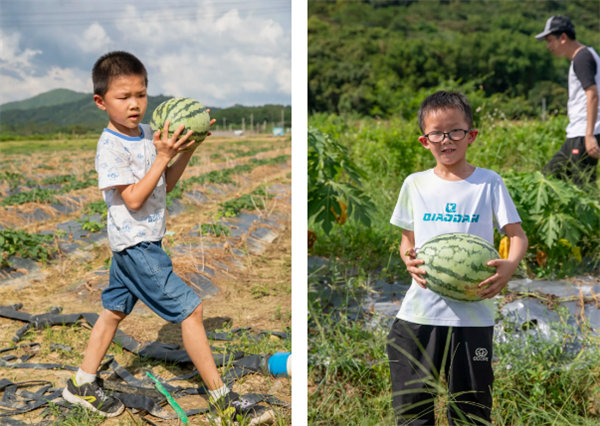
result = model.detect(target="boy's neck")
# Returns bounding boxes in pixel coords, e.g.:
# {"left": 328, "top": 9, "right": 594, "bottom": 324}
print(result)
{"left": 107, "top": 122, "right": 142, "bottom": 138}
{"left": 433, "top": 163, "right": 476, "bottom": 181}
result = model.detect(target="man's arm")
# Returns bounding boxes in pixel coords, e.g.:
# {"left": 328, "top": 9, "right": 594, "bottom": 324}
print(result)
{"left": 584, "top": 85, "right": 600, "bottom": 159}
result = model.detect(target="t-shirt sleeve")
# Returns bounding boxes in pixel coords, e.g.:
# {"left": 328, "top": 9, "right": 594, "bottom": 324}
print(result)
{"left": 573, "top": 48, "right": 598, "bottom": 90}
{"left": 390, "top": 177, "right": 414, "bottom": 230}
{"left": 492, "top": 174, "right": 521, "bottom": 233}
{"left": 95, "top": 137, "right": 136, "bottom": 191}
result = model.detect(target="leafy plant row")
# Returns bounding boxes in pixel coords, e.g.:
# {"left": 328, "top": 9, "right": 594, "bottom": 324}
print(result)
{"left": 0, "top": 229, "right": 57, "bottom": 268}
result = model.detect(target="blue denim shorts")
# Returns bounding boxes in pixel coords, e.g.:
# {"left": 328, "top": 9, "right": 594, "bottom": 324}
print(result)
{"left": 102, "top": 240, "right": 201, "bottom": 323}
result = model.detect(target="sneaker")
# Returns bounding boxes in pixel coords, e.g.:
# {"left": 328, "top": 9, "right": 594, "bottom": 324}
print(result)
{"left": 62, "top": 375, "right": 125, "bottom": 418}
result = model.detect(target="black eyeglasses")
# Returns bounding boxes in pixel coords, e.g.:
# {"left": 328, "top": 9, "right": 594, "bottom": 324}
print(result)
{"left": 422, "top": 129, "right": 471, "bottom": 143}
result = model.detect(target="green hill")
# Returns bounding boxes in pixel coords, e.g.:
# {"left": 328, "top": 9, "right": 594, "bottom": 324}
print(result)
{"left": 0, "top": 90, "right": 290, "bottom": 138}
{"left": 0, "top": 88, "right": 88, "bottom": 113}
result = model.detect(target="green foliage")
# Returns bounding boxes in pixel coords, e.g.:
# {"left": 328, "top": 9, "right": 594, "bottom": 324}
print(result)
{"left": 217, "top": 187, "right": 274, "bottom": 217}
{"left": 493, "top": 307, "right": 600, "bottom": 424}
{"left": 200, "top": 223, "right": 231, "bottom": 237}
{"left": 308, "top": 261, "right": 600, "bottom": 424}
{"left": 0, "top": 88, "right": 290, "bottom": 137}
{"left": 309, "top": 114, "right": 600, "bottom": 278}
{"left": 309, "top": 275, "right": 394, "bottom": 424}
{"left": 0, "top": 173, "right": 98, "bottom": 206}
{"left": 504, "top": 171, "right": 600, "bottom": 277}
{"left": 0, "top": 228, "right": 57, "bottom": 267}
{"left": 168, "top": 155, "right": 289, "bottom": 201}
{"left": 308, "top": 0, "right": 597, "bottom": 118}
{"left": 308, "top": 127, "right": 375, "bottom": 234}
{"left": 0, "top": 187, "right": 58, "bottom": 205}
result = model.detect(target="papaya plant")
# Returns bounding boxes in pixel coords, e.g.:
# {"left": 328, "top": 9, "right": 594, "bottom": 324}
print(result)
{"left": 503, "top": 171, "right": 600, "bottom": 277}
{"left": 308, "top": 127, "right": 374, "bottom": 234}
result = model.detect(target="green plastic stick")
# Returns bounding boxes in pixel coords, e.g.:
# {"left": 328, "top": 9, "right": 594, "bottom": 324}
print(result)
{"left": 146, "top": 372, "right": 189, "bottom": 424}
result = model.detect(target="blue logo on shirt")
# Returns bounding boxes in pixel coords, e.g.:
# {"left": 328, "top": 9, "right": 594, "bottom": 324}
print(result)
{"left": 423, "top": 203, "right": 479, "bottom": 223}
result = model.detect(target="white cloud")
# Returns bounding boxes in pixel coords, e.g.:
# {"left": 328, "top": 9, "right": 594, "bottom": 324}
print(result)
{"left": 0, "top": 30, "right": 41, "bottom": 73}
{"left": 78, "top": 23, "right": 112, "bottom": 53}
{"left": 0, "top": 1, "right": 290, "bottom": 106}
{"left": 0, "top": 29, "right": 89, "bottom": 104}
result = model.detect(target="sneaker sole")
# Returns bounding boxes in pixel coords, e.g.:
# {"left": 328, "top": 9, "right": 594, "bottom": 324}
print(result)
{"left": 62, "top": 387, "right": 125, "bottom": 418}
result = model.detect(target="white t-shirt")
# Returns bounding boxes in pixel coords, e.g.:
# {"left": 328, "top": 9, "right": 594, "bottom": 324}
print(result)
{"left": 95, "top": 124, "right": 166, "bottom": 252}
{"left": 390, "top": 167, "right": 521, "bottom": 327}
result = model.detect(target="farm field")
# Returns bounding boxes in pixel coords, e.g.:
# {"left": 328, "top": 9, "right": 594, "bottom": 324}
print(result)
{"left": 0, "top": 134, "right": 291, "bottom": 424}
{"left": 307, "top": 116, "right": 600, "bottom": 425}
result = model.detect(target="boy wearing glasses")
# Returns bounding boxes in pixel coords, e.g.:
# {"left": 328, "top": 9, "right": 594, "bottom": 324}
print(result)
{"left": 386, "top": 91, "right": 527, "bottom": 424}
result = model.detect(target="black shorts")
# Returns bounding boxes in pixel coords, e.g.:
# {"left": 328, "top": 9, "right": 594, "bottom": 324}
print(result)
{"left": 543, "top": 135, "right": 599, "bottom": 185}
{"left": 386, "top": 319, "right": 494, "bottom": 425}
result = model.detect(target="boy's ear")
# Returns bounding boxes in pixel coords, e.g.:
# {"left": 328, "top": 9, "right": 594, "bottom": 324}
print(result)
{"left": 468, "top": 129, "right": 479, "bottom": 144}
{"left": 93, "top": 94, "right": 107, "bottom": 111}
{"left": 418, "top": 135, "right": 430, "bottom": 148}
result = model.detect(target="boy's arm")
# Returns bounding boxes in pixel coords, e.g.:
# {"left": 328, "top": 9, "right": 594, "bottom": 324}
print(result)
{"left": 400, "top": 229, "right": 427, "bottom": 288}
{"left": 477, "top": 222, "right": 528, "bottom": 299}
{"left": 164, "top": 149, "right": 195, "bottom": 193}
{"left": 165, "top": 113, "right": 217, "bottom": 192}
{"left": 118, "top": 122, "right": 194, "bottom": 211}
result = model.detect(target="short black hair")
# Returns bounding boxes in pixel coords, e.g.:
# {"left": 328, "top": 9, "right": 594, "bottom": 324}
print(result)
{"left": 417, "top": 90, "right": 473, "bottom": 133}
{"left": 92, "top": 51, "right": 148, "bottom": 96}
{"left": 550, "top": 28, "right": 576, "bottom": 41}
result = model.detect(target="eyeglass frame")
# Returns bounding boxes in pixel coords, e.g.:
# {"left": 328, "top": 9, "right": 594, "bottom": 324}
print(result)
{"left": 422, "top": 128, "right": 473, "bottom": 143}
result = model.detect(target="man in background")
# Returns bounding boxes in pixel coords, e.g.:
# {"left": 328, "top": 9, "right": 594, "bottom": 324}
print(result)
{"left": 536, "top": 15, "right": 600, "bottom": 185}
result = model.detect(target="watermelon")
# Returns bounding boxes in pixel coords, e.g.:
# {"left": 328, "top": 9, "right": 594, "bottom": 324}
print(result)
{"left": 417, "top": 232, "right": 499, "bottom": 302}
{"left": 150, "top": 97, "right": 210, "bottom": 151}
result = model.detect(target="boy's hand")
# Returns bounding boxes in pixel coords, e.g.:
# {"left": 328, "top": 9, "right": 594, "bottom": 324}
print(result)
{"left": 206, "top": 109, "right": 217, "bottom": 137}
{"left": 403, "top": 247, "right": 427, "bottom": 289}
{"left": 477, "top": 258, "right": 518, "bottom": 299}
{"left": 154, "top": 120, "right": 196, "bottom": 158}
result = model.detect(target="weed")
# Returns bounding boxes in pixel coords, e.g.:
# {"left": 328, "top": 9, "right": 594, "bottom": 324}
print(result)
{"left": 200, "top": 223, "right": 231, "bottom": 237}
{"left": 0, "top": 228, "right": 57, "bottom": 267}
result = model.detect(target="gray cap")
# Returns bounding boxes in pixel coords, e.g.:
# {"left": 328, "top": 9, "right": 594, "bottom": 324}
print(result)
{"left": 535, "top": 15, "right": 574, "bottom": 40}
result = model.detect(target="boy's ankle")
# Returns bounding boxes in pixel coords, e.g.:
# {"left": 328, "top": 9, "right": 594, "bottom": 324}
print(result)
{"left": 75, "top": 368, "right": 97, "bottom": 386}
{"left": 208, "top": 384, "right": 230, "bottom": 402}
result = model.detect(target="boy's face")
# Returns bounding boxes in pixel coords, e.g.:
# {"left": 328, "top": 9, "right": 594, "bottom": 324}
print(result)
{"left": 418, "top": 107, "right": 477, "bottom": 170}
{"left": 94, "top": 74, "right": 147, "bottom": 137}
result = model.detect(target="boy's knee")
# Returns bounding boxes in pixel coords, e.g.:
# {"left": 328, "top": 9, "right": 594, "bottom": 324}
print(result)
{"left": 101, "top": 308, "right": 127, "bottom": 323}
{"left": 184, "top": 303, "right": 204, "bottom": 322}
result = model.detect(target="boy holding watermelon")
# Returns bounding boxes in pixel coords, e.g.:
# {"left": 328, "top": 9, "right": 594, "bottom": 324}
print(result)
{"left": 62, "top": 51, "right": 241, "bottom": 419}
{"left": 387, "top": 91, "right": 528, "bottom": 424}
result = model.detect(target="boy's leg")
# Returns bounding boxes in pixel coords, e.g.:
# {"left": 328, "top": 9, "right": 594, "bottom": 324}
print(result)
{"left": 387, "top": 319, "right": 445, "bottom": 425}
{"left": 181, "top": 303, "right": 224, "bottom": 391}
{"left": 81, "top": 308, "right": 127, "bottom": 374}
{"left": 446, "top": 326, "right": 494, "bottom": 425}
{"left": 62, "top": 308, "right": 126, "bottom": 417}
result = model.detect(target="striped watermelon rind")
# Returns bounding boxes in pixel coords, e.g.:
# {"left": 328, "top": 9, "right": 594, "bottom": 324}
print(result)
{"left": 150, "top": 97, "right": 211, "bottom": 151}
{"left": 417, "top": 232, "right": 499, "bottom": 302}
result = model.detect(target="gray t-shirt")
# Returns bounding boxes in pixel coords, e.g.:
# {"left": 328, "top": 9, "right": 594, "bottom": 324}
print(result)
{"left": 95, "top": 124, "right": 166, "bottom": 252}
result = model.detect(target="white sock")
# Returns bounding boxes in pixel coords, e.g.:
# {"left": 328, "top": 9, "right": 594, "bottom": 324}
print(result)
{"left": 75, "top": 368, "right": 96, "bottom": 385}
{"left": 208, "top": 385, "right": 230, "bottom": 401}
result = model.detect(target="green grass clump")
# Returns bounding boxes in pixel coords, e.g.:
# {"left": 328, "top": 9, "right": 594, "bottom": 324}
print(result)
{"left": 217, "top": 187, "right": 274, "bottom": 217}
{"left": 0, "top": 228, "right": 57, "bottom": 267}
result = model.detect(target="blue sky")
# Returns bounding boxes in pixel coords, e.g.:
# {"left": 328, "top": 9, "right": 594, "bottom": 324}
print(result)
{"left": 0, "top": 0, "right": 291, "bottom": 107}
